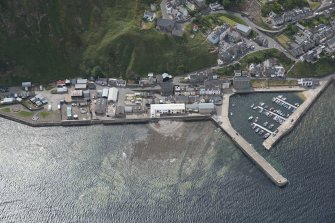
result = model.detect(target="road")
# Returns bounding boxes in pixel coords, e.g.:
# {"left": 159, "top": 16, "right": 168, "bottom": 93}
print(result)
{"left": 160, "top": 0, "right": 169, "bottom": 19}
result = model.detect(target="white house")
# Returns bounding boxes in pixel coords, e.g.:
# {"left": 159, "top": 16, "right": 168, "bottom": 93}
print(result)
{"left": 143, "top": 10, "right": 156, "bottom": 22}
{"left": 150, "top": 104, "right": 185, "bottom": 117}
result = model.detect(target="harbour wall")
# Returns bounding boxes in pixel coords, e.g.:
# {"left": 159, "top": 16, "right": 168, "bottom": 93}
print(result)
{"left": 0, "top": 112, "right": 211, "bottom": 128}
{"left": 263, "top": 79, "right": 333, "bottom": 150}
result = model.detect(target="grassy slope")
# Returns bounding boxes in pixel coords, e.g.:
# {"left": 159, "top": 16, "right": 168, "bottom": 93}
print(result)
{"left": 240, "top": 49, "right": 294, "bottom": 70}
{"left": 0, "top": 0, "right": 216, "bottom": 85}
{"left": 288, "top": 57, "right": 335, "bottom": 78}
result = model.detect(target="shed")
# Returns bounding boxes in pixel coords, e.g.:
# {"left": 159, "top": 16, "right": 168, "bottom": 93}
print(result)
{"left": 66, "top": 106, "right": 73, "bottom": 120}
{"left": 102, "top": 88, "right": 109, "bottom": 98}
{"left": 75, "top": 84, "right": 87, "bottom": 90}
{"left": 198, "top": 103, "right": 215, "bottom": 114}
{"left": 124, "top": 106, "right": 133, "bottom": 113}
{"left": 108, "top": 87, "right": 118, "bottom": 102}
{"left": 22, "top": 82, "right": 32, "bottom": 88}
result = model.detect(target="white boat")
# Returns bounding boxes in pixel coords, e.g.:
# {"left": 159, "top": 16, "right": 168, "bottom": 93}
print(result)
{"left": 248, "top": 116, "right": 254, "bottom": 121}
{"left": 253, "top": 106, "right": 258, "bottom": 110}
{"left": 250, "top": 103, "right": 255, "bottom": 108}
{"left": 278, "top": 95, "right": 283, "bottom": 99}
{"left": 260, "top": 102, "right": 265, "bottom": 106}
{"left": 263, "top": 121, "right": 268, "bottom": 127}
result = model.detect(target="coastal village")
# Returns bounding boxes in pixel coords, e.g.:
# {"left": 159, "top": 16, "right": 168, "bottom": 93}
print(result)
{"left": 1, "top": 0, "right": 335, "bottom": 187}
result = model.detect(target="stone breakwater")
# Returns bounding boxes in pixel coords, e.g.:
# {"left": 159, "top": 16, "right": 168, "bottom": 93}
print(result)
{"left": 263, "top": 79, "right": 333, "bottom": 150}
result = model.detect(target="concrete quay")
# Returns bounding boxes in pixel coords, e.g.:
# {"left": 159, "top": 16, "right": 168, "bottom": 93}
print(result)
{"left": 263, "top": 79, "right": 333, "bottom": 150}
{"left": 212, "top": 94, "right": 288, "bottom": 187}
{"left": 0, "top": 111, "right": 210, "bottom": 128}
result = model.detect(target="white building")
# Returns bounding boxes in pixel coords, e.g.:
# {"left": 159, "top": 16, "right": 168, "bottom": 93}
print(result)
{"left": 102, "top": 88, "right": 109, "bottom": 98}
{"left": 108, "top": 87, "right": 118, "bottom": 103}
{"left": 150, "top": 103, "right": 185, "bottom": 117}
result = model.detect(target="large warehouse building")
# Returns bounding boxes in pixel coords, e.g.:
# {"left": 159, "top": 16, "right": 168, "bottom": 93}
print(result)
{"left": 150, "top": 104, "right": 185, "bottom": 117}
{"left": 108, "top": 87, "right": 118, "bottom": 103}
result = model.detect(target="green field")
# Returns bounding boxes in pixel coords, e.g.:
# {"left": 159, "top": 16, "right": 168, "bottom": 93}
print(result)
{"left": 17, "top": 111, "right": 33, "bottom": 117}
{"left": 0, "top": 0, "right": 216, "bottom": 84}
{"left": 308, "top": 0, "right": 321, "bottom": 10}
{"left": 1, "top": 107, "right": 11, "bottom": 112}
{"left": 276, "top": 34, "right": 291, "bottom": 48}
{"left": 251, "top": 79, "right": 298, "bottom": 88}
{"left": 288, "top": 57, "right": 335, "bottom": 78}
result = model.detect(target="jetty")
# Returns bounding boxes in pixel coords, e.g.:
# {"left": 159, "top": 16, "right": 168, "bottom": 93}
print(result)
{"left": 252, "top": 122, "right": 273, "bottom": 134}
{"left": 212, "top": 94, "right": 288, "bottom": 187}
{"left": 263, "top": 79, "right": 333, "bottom": 150}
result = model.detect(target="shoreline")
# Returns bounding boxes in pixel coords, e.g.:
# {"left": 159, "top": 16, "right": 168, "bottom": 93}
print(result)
{"left": 0, "top": 111, "right": 211, "bottom": 128}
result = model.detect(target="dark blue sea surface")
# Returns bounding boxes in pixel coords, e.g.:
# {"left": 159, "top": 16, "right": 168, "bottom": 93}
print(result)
{"left": 0, "top": 83, "right": 334, "bottom": 222}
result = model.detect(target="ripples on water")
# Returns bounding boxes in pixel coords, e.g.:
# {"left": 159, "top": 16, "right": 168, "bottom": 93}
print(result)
{"left": 0, "top": 83, "right": 334, "bottom": 222}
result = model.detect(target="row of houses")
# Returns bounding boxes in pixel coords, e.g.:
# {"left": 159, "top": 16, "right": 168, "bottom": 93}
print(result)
{"left": 270, "top": 7, "right": 313, "bottom": 27}
{"left": 248, "top": 59, "right": 286, "bottom": 78}
{"left": 290, "top": 21, "right": 335, "bottom": 57}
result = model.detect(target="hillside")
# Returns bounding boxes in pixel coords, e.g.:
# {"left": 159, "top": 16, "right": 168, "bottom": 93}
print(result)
{"left": 0, "top": 0, "right": 216, "bottom": 85}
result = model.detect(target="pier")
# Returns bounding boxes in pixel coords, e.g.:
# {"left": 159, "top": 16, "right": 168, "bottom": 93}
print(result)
{"left": 212, "top": 94, "right": 288, "bottom": 187}
{"left": 263, "top": 79, "right": 333, "bottom": 150}
{"left": 252, "top": 122, "right": 273, "bottom": 134}
{"left": 258, "top": 106, "right": 287, "bottom": 121}
{"left": 274, "top": 97, "right": 297, "bottom": 109}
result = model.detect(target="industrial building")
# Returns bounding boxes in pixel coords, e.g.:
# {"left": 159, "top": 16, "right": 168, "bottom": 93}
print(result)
{"left": 102, "top": 88, "right": 109, "bottom": 98}
{"left": 150, "top": 103, "right": 185, "bottom": 117}
{"left": 108, "top": 87, "right": 118, "bottom": 103}
{"left": 198, "top": 103, "right": 215, "bottom": 114}
{"left": 67, "top": 106, "right": 72, "bottom": 120}
{"left": 95, "top": 98, "right": 107, "bottom": 115}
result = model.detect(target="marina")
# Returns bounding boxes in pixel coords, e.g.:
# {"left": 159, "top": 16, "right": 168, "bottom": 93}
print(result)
{"left": 213, "top": 94, "right": 288, "bottom": 187}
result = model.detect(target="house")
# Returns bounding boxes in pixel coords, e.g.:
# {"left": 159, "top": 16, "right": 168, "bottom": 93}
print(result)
{"left": 255, "top": 36, "right": 268, "bottom": 47}
{"left": 143, "top": 10, "right": 156, "bottom": 22}
{"left": 208, "top": 33, "right": 220, "bottom": 44}
{"left": 303, "top": 50, "right": 318, "bottom": 63}
{"left": 226, "top": 30, "right": 241, "bottom": 43}
{"left": 274, "top": 65, "right": 285, "bottom": 77}
{"left": 272, "top": 15, "right": 284, "bottom": 26}
{"left": 157, "top": 19, "right": 174, "bottom": 32}
{"left": 22, "top": 82, "right": 32, "bottom": 90}
{"left": 298, "top": 78, "right": 317, "bottom": 87}
{"left": 95, "top": 78, "right": 108, "bottom": 86}
{"left": 326, "top": 36, "right": 335, "bottom": 53}
{"left": 209, "top": 2, "right": 224, "bottom": 11}
{"left": 56, "top": 80, "right": 66, "bottom": 87}
{"left": 150, "top": 3, "right": 158, "bottom": 11}
{"left": 236, "top": 24, "right": 252, "bottom": 36}
{"left": 204, "top": 80, "right": 222, "bottom": 95}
